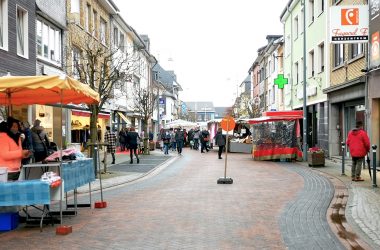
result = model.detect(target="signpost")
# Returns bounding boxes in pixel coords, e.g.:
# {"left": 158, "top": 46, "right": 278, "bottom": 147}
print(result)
{"left": 217, "top": 116, "right": 236, "bottom": 184}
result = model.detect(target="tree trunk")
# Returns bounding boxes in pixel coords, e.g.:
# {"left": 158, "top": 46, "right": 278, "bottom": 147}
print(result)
{"left": 143, "top": 117, "right": 149, "bottom": 155}
{"left": 89, "top": 104, "right": 100, "bottom": 177}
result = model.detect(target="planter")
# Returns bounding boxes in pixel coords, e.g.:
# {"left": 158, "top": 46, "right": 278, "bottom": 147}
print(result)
{"left": 307, "top": 151, "right": 325, "bottom": 167}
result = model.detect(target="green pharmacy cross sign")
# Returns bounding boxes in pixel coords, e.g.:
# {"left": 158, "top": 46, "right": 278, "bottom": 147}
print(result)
{"left": 274, "top": 74, "right": 288, "bottom": 89}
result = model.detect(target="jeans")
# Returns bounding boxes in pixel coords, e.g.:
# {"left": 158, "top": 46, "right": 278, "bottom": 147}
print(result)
{"left": 163, "top": 144, "right": 169, "bottom": 154}
{"left": 352, "top": 157, "right": 364, "bottom": 178}
{"left": 177, "top": 140, "right": 184, "bottom": 154}
{"left": 171, "top": 141, "right": 177, "bottom": 151}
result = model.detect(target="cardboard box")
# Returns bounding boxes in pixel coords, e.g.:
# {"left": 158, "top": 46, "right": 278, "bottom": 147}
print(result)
{"left": 0, "top": 212, "right": 19, "bottom": 231}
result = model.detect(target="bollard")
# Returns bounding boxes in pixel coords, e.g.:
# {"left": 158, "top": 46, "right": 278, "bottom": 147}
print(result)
{"left": 341, "top": 142, "right": 346, "bottom": 176}
{"left": 372, "top": 145, "right": 377, "bottom": 188}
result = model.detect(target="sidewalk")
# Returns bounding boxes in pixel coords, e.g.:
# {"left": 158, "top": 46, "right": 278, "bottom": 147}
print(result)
{"left": 73, "top": 148, "right": 176, "bottom": 194}
{"left": 299, "top": 157, "right": 380, "bottom": 249}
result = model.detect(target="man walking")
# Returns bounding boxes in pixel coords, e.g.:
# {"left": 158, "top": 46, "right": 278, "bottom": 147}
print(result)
{"left": 346, "top": 121, "right": 370, "bottom": 181}
{"left": 175, "top": 127, "right": 185, "bottom": 155}
{"left": 104, "top": 126, "right": 117, "bottom": 164}
{"left": 200, "top": 128, "right": 210, "bottom": 153}
{"left": 214, "top": 128, "right": 226, "bottom": 159}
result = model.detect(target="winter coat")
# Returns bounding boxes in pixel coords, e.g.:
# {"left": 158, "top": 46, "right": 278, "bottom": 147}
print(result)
{"left": 346, "top": 128, "right": 370, "bottom": 158}
{"left": 0, "top": 132, "right": 23, "bottom": 173}
{"left": 214, "top": 132, "right": 226, "bottom": 146}
{"left": 126, "top": 131, "right": 140, "bottom": 149}
{"left": 175, "top": 130, "right": 185, "bottom": 142}
{"left": 104, "top": 131, "right": 117, "bottom": 153}
{"left": 31, "top": 126, "right": 49, "bottom": 153}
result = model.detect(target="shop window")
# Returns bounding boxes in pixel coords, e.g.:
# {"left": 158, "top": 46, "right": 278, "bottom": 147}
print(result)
{"left": 100, "top": 18, "right": 106, "bottom": 45}
{"left": 334, "top": 43, "right": 344, "bottom": 67}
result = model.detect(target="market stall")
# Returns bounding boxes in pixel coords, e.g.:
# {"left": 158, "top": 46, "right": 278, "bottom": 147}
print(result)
{"left": 0, "top": 75, "right": 99, "bottom": 231}
{"left": 208, "top": 118, "right": 253, "bottom": 153}
{"left": 165, "top": 119, "right": 197, "bottom": 130}
{"left": 248, "top": 111, "right": 303, "bottom": 161}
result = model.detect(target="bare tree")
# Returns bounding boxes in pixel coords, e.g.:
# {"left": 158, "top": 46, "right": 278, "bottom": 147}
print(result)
{"left": 68, "top": 34, "right": 138, "bottom": 152}
{"left": 238, "top": 94, "right": 261, "bottom": 118}
{"left": 128, "top": 82, "right": 157, "bottom": 154}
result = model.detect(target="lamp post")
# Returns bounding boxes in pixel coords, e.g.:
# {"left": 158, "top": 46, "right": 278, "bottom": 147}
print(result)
{"left": 302, "top": 0, "right": 308, "bottom": 161}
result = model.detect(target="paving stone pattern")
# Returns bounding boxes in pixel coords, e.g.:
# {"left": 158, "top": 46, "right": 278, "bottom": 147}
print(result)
{"left": 279, "top": 164, "right": 345, "bottom": 250}
{"left": 350, "top": 186, "right": 380, "bottom": 247}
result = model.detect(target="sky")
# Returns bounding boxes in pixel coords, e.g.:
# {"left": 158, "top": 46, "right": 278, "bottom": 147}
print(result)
{"left": 114, "top": 0, "right": 286, "bottom": 107}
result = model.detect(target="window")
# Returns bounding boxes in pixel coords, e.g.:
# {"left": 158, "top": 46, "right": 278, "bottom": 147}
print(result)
{"left": 272, "top": 54, "right": 276, "bottom": 73}
{"left": 119, "top": 33, "right": 125, "bottom": 52}
{"left": 100, "top": 18, "right": 106, "bottom": 45}
{"left": 85, "top": 4, "right": 90, "bottom": 32}
{"left": 113, "top": 27, "right": 118, "bottom": 47}
{"left": 309, "top": 0, "right": 314, "bottom": 23}
{"left": 72, "top": 47, "right": 81, "bottom": 79}
{"left": 36, "top": 20, "right": 61, "bottom": 64}
{"left": 334, "top": 44, "right": 344, "bottom": 67}
{"left": 71, "top": 0, "right": 80, "bottom": 13}
{"left": 320, "top": 0, "right": 324, "bottom": 14}
{"left": 92, "top": 10, "right": 97, "bottom": 37}
{"left": 350, "top": 43, "right": 364, "bottom": 59}
{"left": 294, "top": 16, "right": 299, "bottom": 39}
{"left": 295, "top": 62, "right": 299, "bottom": 85}
{"left": 0, "top": 0, "right": 8, "bottom": 49}
{"left": 319, "top": 43, "right": 324, "bottom": 72}
{"left": 16, "top": 6, "right": 28, "bottom": 57}
{"left": 309, "top": 50, "right": 314, "bottom": 77}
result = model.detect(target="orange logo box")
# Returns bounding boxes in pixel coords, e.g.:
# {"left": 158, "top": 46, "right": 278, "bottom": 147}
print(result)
{"left": 341, "top": 8, "right": 359, "bottom": 25}
{"left": 372, "top": 32, "right": 380, "bottom": 61}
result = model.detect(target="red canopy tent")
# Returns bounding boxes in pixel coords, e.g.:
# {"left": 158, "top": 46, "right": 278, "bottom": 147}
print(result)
{"left": 248, "top": 111, "right": 303, "bottom": 161}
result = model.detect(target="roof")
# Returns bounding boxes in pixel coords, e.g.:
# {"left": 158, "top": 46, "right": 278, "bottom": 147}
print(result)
{"left": 185, "top": 102, "right": 215, "bottom": 112}
{"left": 153, "top": 63, "right": 182, "bottom": 91}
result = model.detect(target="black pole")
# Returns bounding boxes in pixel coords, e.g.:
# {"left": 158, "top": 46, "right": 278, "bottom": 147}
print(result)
{"left": 341, "top": 142, "right": 346, "bottom": 176}
{"left": 372, "top": 145, "right": 377, "bottom": 188}
{"left": 93, "top": 145, "right": 98, "bottom": 179}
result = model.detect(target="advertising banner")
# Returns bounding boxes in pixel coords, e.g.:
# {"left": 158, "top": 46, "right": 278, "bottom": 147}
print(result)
{"left": 330, "top": 5, "right": 369, "bottom": 43}
{"left": 370, "top": 0, "right": 380, "bottom": 68}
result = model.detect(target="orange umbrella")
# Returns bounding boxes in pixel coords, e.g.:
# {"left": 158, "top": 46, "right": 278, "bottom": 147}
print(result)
{"left": 0, "top": 75, "right": 99, "bottom": 105}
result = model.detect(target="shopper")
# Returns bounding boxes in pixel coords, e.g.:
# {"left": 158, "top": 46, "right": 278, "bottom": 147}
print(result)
{"left": 170, "top": 129, "right": 177, "bottom": 151}
{"left": 126, "top": 127, "right": 140, "bottom": 164}
{"left": 214, "top": 128, "right": 226, "bottom": 159}
{"left": 31, "top": 119, "right": 50, "bottom": 162}
{"left": 118, "top": 128, "right": 127, "bottom": 152}
{"left": 175, "top": 127, "right": 185, "bottom": 155}
{"left": 162, "top": 131, "right": 171, "bottom": 155}
{"left": 20, "top": 121, "right": 33, "bottom": 165}
{"left": 200, "top": 128, "right": 210, "bottom": 153}
{"left": 104, "top": 126, "right": 117, "bottom": 164}
{"left": 346, "top": 121, "right": 370, "bottom": 182}
{"left": 0, "top": 118, "right": 31, "bottom": 181}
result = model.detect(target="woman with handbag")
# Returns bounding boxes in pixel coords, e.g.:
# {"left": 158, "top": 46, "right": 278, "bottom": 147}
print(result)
{"left": 31, "top": 119, "right": 50, "bottom": 162}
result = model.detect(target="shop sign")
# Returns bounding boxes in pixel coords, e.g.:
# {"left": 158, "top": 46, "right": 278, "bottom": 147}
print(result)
{"left": 330, "top": 5, "right": 369, "bottom": 43}
{"left": 369, "top": 0, "right": 380, "bottom": 68}
{"left": 159, "top": 98, "right": 165, "bottom": 105}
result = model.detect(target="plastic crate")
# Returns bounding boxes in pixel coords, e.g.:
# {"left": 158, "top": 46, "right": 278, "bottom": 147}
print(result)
{"left": 0, "top": 212, "right": 19, "bottom": 231}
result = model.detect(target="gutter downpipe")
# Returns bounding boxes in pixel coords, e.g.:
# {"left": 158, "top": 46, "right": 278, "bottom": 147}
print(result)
{"left": 302, "top": 0, "right": 308, "bottom": 161}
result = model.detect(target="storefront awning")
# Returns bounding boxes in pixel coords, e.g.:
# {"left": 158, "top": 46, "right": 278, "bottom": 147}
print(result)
{"left": 117, "top": 112, "right": 129, "bottom": 124}
{"left": 72, "top": 110, "right": 110, "bottom": 119}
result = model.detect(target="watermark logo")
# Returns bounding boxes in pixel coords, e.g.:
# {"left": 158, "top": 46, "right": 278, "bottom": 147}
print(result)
{"left": 341, "top": 8, "right": 359, "bottom": 25}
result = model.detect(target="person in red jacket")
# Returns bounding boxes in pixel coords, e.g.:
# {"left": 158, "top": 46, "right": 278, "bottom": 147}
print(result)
{"left": 346, "top": 121, "right": 370, "bottom": 182}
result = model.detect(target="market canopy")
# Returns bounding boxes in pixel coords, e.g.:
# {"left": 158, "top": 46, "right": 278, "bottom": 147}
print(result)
{"left": 165, "top": 119, "right": 197, "bottom": 129}
{"left": 248, "top": 111, "right": 303, "bottom": 124}
{"left": 0, "top": 75, "right": 100, "bottom": 105}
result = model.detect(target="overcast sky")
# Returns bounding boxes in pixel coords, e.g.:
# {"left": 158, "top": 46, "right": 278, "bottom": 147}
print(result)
{"left": 114, "top": 0, "right": 286, "bottom": 107}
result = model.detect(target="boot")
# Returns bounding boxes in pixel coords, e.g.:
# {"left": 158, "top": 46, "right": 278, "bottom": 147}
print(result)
{"left": 130, "top": 159, "right": 133, "bottom": 164}
{"left": 137, "top": 157, "right": 140, "bottom": 164}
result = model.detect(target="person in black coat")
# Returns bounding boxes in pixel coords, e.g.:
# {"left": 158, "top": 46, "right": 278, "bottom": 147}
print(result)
{"left": 126, "top": 127, "right": 140, "bottom": 164}
{"left": 214, "top": 128, "right": 226, "bottom": 159}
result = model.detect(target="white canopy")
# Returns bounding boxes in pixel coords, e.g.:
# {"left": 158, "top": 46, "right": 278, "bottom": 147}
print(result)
{"left": 165, "top": 119, "right": 197, "bottom": 129}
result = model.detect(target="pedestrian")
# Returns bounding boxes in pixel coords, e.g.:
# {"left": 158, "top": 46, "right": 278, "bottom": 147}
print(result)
{"left": 214, "top": 128, "right": 226, "bottom": 159}
{"left": 200, "top": 128, "right": 210, "bottom": 153}
{"left": 20, "top": 121, "right": 33, "bottom": 165}
{"left": 162, "top": 131, "right": 171, "bottom": 155}
{"left": 118, "top": 128, "right": 126, "bottom": 152}
{"left": 104, "top": 126, "right": 117, "bottom": 164}
{"left": 175, "top": 127, "right": 185, "bottom": 155}
{"left": 0, "top": 118, "right": 31, "bottom": 180}
{"left": 31, "top": 119, "right": 50, "bottom": 162}
{"left": 346, "top": 121, "right": 370, "bottom": 182}
{"left": 170, "top": 129, "right": 176, "bottom": 151}
{"left": 126, "top": 127, "right": 140, "bottom": 164}
{"left": 193, "top": 128, "right": 200, "bottom": 150}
